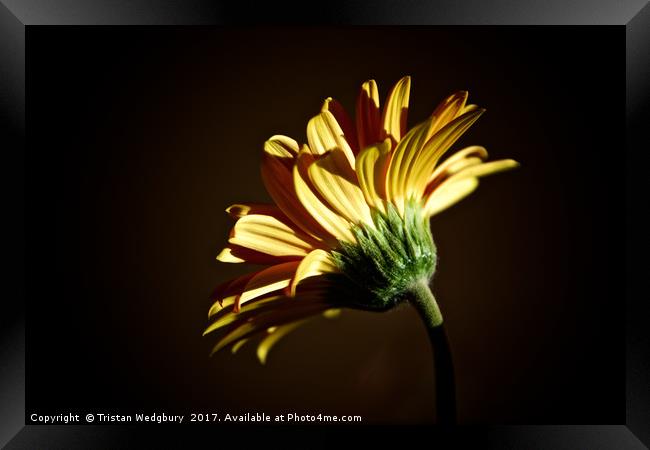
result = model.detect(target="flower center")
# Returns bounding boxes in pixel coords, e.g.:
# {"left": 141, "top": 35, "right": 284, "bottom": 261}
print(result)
{"left": 331, "top": 199, "right": 437, "bottom": 311}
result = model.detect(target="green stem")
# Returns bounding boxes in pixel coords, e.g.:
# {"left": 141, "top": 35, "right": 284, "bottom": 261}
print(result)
{"left": 409, "top": 279, "right": 457, "bottom": 425}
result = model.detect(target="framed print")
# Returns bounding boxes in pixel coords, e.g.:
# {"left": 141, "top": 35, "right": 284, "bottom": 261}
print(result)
{"left": 1, "top": 0, "right": 648, "bottom": 448}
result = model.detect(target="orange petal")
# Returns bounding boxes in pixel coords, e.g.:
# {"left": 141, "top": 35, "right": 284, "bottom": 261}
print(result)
{"left": 261, "top": 151, "right": 335, "bottom": 243}
{"left": 356, "top": 79, "right": 381, "bottom": 151}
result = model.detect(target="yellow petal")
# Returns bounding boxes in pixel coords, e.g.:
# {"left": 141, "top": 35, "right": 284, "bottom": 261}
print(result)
{"left": 208, "top": 277, "right": 335, "bottom": 329}
{"left": 256, "top": 319, "right": 308, "bottom": 364}
{"left": 428, "top": 145, "right": 489, "bottom": 184}
{"left": 289, "top": 249, "right": 338, "bottom": 296}
{"left": 462, "top": 104, "right": 479, "bottom": 114}
{"left": 224, "top": 204, "right": 314, "bottom": 264}
{"left": 216, "top": 247, "right": 246, "bottom": 263}
{"left": 306, "top": 111, "right": 355, "bottom": 168}
{"left": 229, "top": 214, "right": 320, "bottom": 258}
{"left": 323, "top": 308, "right": 341, "bottom": 319}
{"left": 425, "top": 91, "right": 469, "bottom": 142}
{"left": 217, "top": 244, "right": 297, "bottom": 265}
{"left": 219, "top": 296, "right": 237, "bottom": 309}
{"left": 263, "top": 135, "right": 299, "bottom": 161}
{"left": 374, "top": 144, "right": 393, "bottom": 202}
{"left": 411, "top": 109, "right": 485, "bottom": 199}
{"left": 225, "top": 203, "right": 281, "bottom": 219}
{"left": 237, "top": 261, "right": 301, "bottom": 309}
{"left": 438, "top": 156, "right": 484, "bottom": 180}
{"left": 423, "top": 176, "right": 480, "bottom": 217}
{"left": 384, "top": 119, "right": 433, "bottom": 213}
{"left": 208, "top": 294, "right": 237, "bottom": 319}
{"left": 293, "top": 149, "right": 356, "bottom": 243}
{"left": 210, "top": 302, "right": 328, "bottom": 355}
{"left": 450, "top": 159, "right": 520, "bottom": 179}
{"left": 208, "top": 271, "right": 258, "bottom": 317}
{"left": 261, "top": 152, "right": 335, "bottom": 244}
{"left": 422, "top": 159, "right": 519, "bottom": 217}
{"left": 381, "top": 76, "right": 411, "bottom": 144}
{"left": 356, "top": 79, "right": 381, "bottom": 151}
{"left": 205, "top": 294, "right": 284, "bottom": 334}
{"left": 322, "top": 97, "right": 358, "bottom": 154}
{"left": 425, "top": 155, "right": 486, "bottom": 197}
{"left": 308, "top": 148, "right": 374, "bottom": 226}
{"left": 400, "top": 119, "right": 436, "bottom": 195}
{"left": 231, "top": 338, "right": 249, "bottom": 354}
{"left": 355, "top": 139, "right": 392, "bottom": 212}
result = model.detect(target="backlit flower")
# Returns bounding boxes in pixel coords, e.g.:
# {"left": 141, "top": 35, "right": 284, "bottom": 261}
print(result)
{"left": 204, "top": 76, "right": 518, "bottom": 363}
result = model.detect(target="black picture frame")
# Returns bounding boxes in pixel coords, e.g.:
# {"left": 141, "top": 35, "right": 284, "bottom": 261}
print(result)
{"left": 1, "top": 1, "right": 648, "bottom": 447}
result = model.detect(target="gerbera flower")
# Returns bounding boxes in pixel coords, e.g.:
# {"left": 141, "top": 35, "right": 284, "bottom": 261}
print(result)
{"left": 204, "top": 76, "right": 518, "bottom": 365}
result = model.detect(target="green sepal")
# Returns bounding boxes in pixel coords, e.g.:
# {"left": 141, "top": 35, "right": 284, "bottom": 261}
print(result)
{"left": 331, "top": 199, "right": 437, "bottom": 311}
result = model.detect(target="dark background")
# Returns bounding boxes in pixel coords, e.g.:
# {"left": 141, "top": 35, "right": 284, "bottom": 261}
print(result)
{"left": 26, "top": 26, "right": 624, "bottom": 424}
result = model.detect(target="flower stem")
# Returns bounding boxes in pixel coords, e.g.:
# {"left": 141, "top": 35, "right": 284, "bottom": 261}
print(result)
{"left": 409, "top": 279, "right": 456, "bottom": 425}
